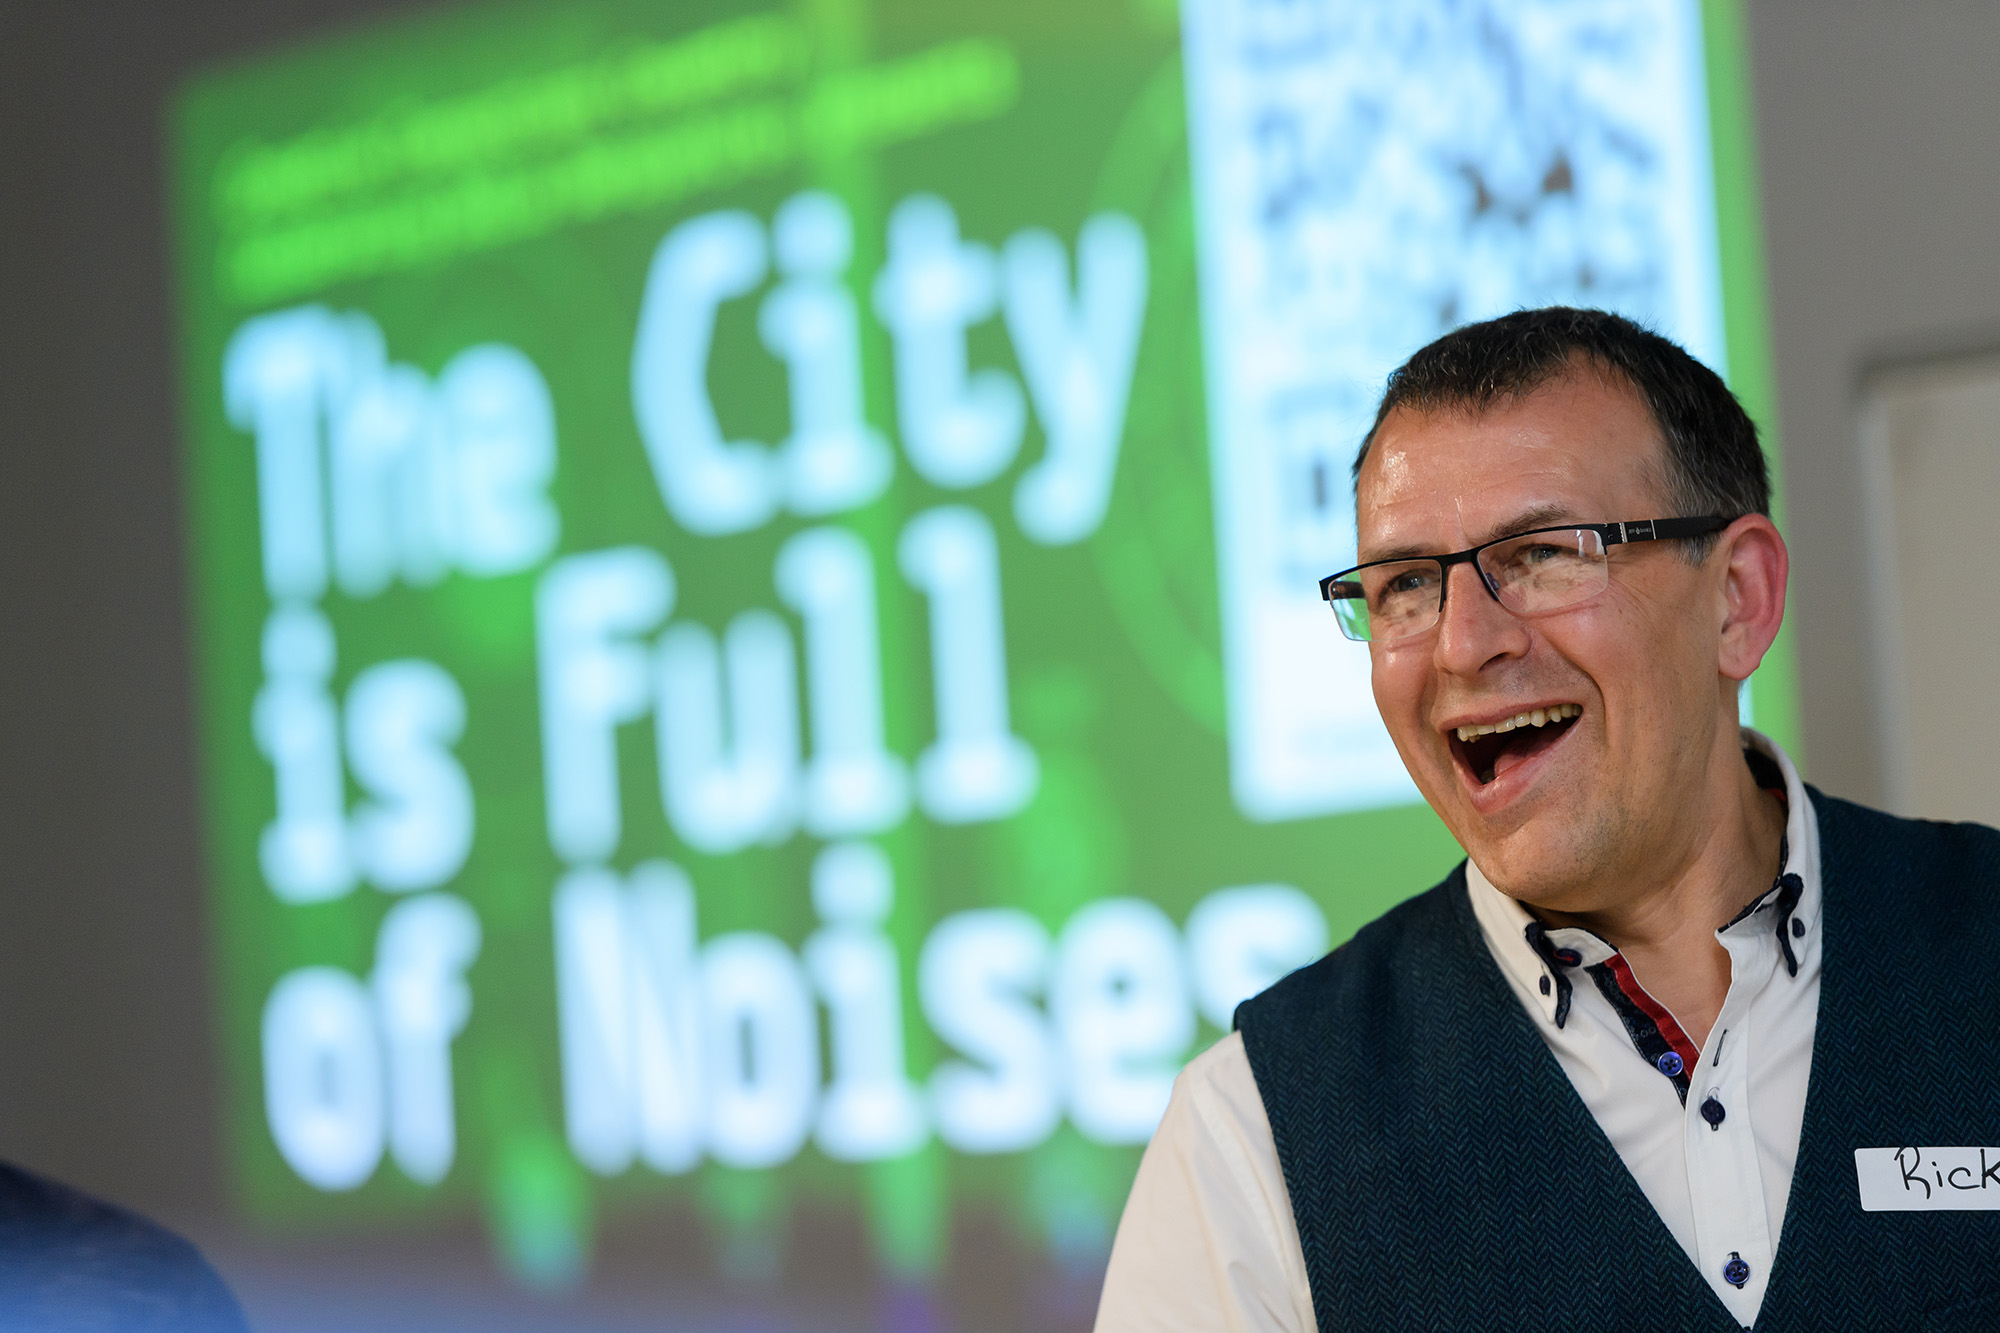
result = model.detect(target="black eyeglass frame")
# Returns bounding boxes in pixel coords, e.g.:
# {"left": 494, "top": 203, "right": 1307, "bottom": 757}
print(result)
{"left": 1318, "top": 515, "right": 1733, "bottom": 637}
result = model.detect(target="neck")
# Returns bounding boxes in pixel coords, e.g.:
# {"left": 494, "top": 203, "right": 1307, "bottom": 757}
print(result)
{"left": 1525, "top": 735, "right": 1787, "bottom": 1050}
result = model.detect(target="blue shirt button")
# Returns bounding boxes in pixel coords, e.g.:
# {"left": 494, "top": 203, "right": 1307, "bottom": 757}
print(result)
{"left": 1700, "top": 1096, "right": 1726, "bottom": 1129}
{"left": 1791, "top": 918, "right": 1805, "bottom": 938}
{"left": 1656, "top": 1051, "right": 1684, "bottom": 1078}
{"left": 1723, "top": 1253, "right": 1750, "bottom": 1288}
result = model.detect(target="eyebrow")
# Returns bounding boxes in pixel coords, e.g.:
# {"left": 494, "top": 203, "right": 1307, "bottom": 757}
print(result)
{"left": 1358, "top": 502, "right": 1583, "bottom": 564}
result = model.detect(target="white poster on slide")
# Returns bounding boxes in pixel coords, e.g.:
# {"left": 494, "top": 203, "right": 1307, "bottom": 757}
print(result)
{"left": 1180, "top": 0, "right": 1729, "bottom": 821}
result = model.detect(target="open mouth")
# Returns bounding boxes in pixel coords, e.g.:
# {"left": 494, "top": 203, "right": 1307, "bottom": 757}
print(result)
{"left": 1449, "top": 704, "right": 1582, "bottom": 786}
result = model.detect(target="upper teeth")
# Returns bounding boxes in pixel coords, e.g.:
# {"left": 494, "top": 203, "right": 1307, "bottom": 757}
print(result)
{"left": 1455, "top": 703, "right": 1580, "bottom": 743}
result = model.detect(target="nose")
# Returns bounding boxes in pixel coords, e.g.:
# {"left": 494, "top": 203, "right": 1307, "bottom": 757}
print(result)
{"left": 1433, "top": 560, "right": 1530, "bottom": 677}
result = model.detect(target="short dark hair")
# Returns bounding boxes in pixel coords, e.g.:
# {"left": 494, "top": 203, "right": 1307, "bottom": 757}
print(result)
{"left": 1353, "top": 308, "right": 1768, "bottom": 556}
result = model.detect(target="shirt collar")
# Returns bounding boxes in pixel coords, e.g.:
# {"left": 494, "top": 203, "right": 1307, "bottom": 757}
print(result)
{"left": 1467, "top": 728, "right": 1821, "bottom": 1030}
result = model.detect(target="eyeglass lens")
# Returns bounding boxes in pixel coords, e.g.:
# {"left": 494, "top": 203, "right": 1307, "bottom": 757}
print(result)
{"left": 1328, "top": 528, "right": 1610, "bottom": 643}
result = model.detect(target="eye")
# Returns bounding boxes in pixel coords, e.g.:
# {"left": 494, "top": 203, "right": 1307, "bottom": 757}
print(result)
{"left": 1385, "top": 570, "right": 1431, "bottom": 594}
{"left": 1518, "top": 542, "right": 1567, "bottom": 564}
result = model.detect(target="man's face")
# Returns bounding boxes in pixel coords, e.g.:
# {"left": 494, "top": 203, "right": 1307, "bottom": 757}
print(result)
{"left": 1358, "top": 367, "right": 1730, "bottom": 906}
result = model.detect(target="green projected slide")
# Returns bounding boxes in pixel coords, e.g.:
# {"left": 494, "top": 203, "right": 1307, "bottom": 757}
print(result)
{"left": 173, "top": 0, "right": 1793, "bottom": 1288}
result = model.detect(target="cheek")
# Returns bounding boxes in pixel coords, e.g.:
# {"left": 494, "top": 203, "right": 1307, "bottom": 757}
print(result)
{"left": 1564, "top": 598, "right": 1706, "bottom": 745}
{"left": 1369, "top": 646, "right": 1437, "bottom": 742}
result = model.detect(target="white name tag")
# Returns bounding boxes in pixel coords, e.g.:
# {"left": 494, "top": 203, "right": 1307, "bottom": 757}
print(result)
{"left": 1855, "top": 1147, "right": 2000, "bottom": 1210}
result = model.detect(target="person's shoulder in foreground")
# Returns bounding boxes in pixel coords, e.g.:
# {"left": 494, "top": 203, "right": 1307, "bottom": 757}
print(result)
{"left": 0, "top": 1159, "right": 249, "bottom": 1332}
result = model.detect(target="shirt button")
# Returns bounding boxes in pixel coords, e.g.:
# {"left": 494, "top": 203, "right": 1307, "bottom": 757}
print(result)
{"left": 1700, "top": 1096, "right": 1726, "bottom": 1129}
{"left": 1554, "top": 947, "right": 1582, "bottom": 967}
{"left": 1539, "top": 975, "right": 1551, "bottom": 995}
{"left": 1791, "top": 918, "right": 1805, "bottom": 938}
{"left": 1723, "top": 1253, "right": 1750, "bottom": 1289}
{"left": 1656, "top": 1051, "right": 1684, "bottom": 1077}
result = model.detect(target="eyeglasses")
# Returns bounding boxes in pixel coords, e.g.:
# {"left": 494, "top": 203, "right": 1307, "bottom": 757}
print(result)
{"left": 1320, "top": 516, "right": 1731, "bottom": 644}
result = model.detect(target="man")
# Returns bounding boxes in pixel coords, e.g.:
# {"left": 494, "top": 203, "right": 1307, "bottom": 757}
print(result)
{"left": 1095, "top": 308, "right": 2000, "bottom": 1330}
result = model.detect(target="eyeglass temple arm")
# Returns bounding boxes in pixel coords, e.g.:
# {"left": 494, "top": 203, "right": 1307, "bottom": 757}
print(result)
{"left": 1605, "top": 516, "right": 1730, "bottom": 546}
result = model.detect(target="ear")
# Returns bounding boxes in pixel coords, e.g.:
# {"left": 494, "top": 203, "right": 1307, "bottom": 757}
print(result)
{"left": 1714, "top": 514, "right": 1788, "bottom": 684}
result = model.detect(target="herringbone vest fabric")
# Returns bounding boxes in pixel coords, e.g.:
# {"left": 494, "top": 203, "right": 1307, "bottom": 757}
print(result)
{"left": 1236, "top": 791, "right": 2000, "bottom": 1331}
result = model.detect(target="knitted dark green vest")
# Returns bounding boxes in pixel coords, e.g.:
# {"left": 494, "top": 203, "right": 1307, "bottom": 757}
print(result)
{"left": 1236, "top": 791, "right": 2000, "bottom": 1331}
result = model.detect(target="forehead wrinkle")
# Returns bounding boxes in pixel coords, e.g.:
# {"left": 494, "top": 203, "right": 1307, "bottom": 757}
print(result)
{"left": 1360, "top": 500, "right": 1586, "bottom": 565}
{"left": 1475, "top": 500, "right": 1584, "bottom": 545}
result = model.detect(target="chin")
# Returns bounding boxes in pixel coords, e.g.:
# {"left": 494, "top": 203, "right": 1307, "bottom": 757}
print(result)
{"left": 1480, "top": 806, "right": 1621, "bottom": 906}
{"left": 1428, "top": 773, "right": 1578, "bottom": 885}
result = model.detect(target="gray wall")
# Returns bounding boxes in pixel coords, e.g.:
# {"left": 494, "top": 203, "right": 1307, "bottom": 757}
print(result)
{"left": 0, "top": 0, "right": 432, "bottom": 1234}
{"left": 1752, "top": 1, "right": 2000, "bottom": 806}
{"left": 0, "top": 0, "right": 1996, "bottom": 1291}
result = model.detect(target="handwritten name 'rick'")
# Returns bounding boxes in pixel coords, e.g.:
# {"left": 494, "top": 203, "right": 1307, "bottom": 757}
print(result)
{"left": 1854, "top": 1146, "right": 2000, "bottom": 1211}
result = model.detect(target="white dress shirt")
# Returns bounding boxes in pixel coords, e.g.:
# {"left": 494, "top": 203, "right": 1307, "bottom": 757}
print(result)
{"left": 1095, "top": 731, "right": 1821, "bottom": 1331}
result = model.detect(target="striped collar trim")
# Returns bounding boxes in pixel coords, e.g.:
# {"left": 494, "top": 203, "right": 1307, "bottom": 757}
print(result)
{"left": 1468, "top": 729, "right": 1822, "bottom": 1039}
